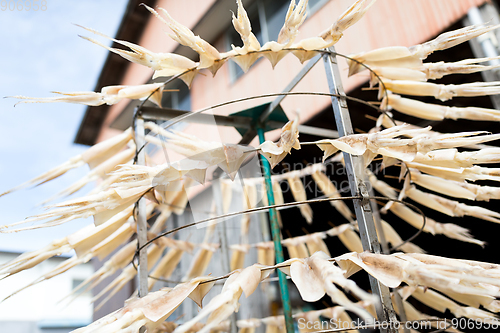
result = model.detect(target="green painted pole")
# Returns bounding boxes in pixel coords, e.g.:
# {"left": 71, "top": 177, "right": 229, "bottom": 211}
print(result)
{"left": 257, "top": 127, "right": 295, "bottom": 333}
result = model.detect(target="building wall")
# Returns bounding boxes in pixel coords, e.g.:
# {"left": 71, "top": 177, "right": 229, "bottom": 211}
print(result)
{"left": 94, "top": 0, "right": 487, "bottom": 144}
{"left": 0, "top": 252, "right": 94, "bottom": 333}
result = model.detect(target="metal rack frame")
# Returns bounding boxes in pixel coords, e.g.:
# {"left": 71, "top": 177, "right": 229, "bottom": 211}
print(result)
{"left": 133, "top": 48, "right": 401, "bottom": 333}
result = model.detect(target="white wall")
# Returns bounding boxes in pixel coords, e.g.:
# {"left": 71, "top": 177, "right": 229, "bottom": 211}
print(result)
{"left": 0, "top": 252, "right": 94, "bottom": 332}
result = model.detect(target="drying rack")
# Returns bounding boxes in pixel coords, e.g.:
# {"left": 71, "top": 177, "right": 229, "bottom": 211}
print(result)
{"left": 132, "top": 47, "right": 403, "bottom": 333}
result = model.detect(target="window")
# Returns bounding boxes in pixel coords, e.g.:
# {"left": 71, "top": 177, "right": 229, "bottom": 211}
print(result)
{"left": 226, "top": 0, "right": 328, "bottom": 82}
{"left": 161, "top": 81, "right": 191, "bottom": 111}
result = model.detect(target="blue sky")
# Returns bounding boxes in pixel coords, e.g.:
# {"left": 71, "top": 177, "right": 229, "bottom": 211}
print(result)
{"left": 0, "top": 0, "right": 128, "bottom": 252}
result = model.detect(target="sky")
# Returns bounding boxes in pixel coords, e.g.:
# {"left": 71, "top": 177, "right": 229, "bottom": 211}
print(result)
{"left": 0, "top": 0, "right": 129, "bottom": 252}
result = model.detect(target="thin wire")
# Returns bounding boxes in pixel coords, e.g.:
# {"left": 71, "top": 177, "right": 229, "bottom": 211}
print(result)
{"left": 131, "top": 48, "right": 396, "bottom": 161}
{"left": 131, "top": 195, "right": 427, "bottom": 283}
{"left": 134, "top": 91, "right": 385, "bottom": 159}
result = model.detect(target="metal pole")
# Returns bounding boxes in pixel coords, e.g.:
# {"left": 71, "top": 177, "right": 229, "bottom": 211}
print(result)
{"left": 140, "top": 106, "right": 338, "bottom": 139}
{"left": 257, "top": 127, "right": 295, "bottom": 333}
{"left": 370, "top": 188, "right": 410, "bottom": 333}
{"left": 322, "top": 47, "right": 397, "bottom": 332}
{"left": 134, "top": 115, "right": 149, "bottom": 298}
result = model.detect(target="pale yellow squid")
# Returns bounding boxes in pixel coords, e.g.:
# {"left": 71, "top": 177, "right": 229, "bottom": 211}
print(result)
{"left": 227, "top": 0, "right": 262, "bottom": 72}
{"left": 281, "top": 252, "right": 377, "bottom": 322}
{"left": 0, "top": 128, "right": 133, "bottom": 198}
{"left": 72, "top": 276, "right": 215, "bottom": 333}
{"left": 409, "top": 169, "right": 500, "bottom": 202}
{"left": 292, "top": 0, "right": 377, "bottom": 63}
{"left": 367, "top": 56, "right": 500, "bottom": 85}
{"left": 77, "top": 24, "right": 199, "bottom": 87}
{"left": 260, "top": 0, "right": 309, "bottom": 67}
{"left": 10, "top": 83, "right": 168, "bottom": 107}
{"left": 336, "top": 251, "right": 500, "bottom": 301}
{"left": 144, "top": 5, "right": 222, "bottom": 74}
{"left": 174, "top": 265, "right": 271, "bottom": 333}
{"left": 348, "top": 23, "right": 500, "bottom": 74}
{"left": 286, "top": 176, "right": 313, "bottom": 224}
{"left": 367, "top": 170, "right": 485, "bottom": 246}
{"left": 0, "top": 205, "right": 134, "bottom": 281}
{"left": 382, "top": 93, "right": 500, "bottom": 122}
{"left": 259, "top": 116, "right": 301, "bottom": 169}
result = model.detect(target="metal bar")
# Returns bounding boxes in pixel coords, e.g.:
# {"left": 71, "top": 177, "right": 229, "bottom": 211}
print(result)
{"left": 134, "top": 115, "right": 149, "bottom": 298}
{"left": 323, "top": 47, "right": 397, "bottom": 332}
{"left": 240, "top": 53, "right": 323, "bottom": 144}
{"left": 257, "top": 127, "right": 294, "bottom": 333}
{"left": 369, "top": 187, "right": 410, "bottom": 333}
{"left": 140, "top": 107, "right": 338, "bottom": 139}
{"left": 297, "top": 125, "right": 338, "bottom": 139}
{"left": 141, "top": 107, "right": 255, "bottom": 128}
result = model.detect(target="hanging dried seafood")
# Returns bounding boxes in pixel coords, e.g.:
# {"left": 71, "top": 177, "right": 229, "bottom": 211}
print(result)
{"left": 3, "top": 0, "right": 500, "bottom": 332}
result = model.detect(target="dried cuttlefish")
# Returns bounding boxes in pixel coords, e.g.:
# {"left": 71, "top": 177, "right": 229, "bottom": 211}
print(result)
{"left": 310, "top": 168, "right": 421, "bottom": 252}
{"left": 0, "top": 205, "right": 134, "bottom": 280}
{"left": 183, "top": 243, "right": 220, "bottom": 281}
{"left": 0, "top": 186, "right": 144, "bottom": 232}
{"left": 72, "top": 276, "right": 215, "bottom": 333}
{"left": 409, "top": 168, "right": 500, "bottom": 202}
{"left": 41, "top": 145, "right": 136, "bottom": 205}
{"left": 259, "top": 117, "right": 300, "bottom": 168}
{"left": 408, "top": 162, "right": 500, "bottom": 183}
{"left": 311, "top": 170, "right": 354, "bottom": 222}
{"left": 367, "top": 170, "right": 484, "bottom": 246}
{"left": 401, "top": 286, "right": 498, "bottom": 322}
{"left": 282, "top": 237, "right": 310, "bottom": 259}
{"left": 148, "top": 244, "right": 191, "bottom": 291}
{"left": 2, "top": 220, "right": 140, "bottom": 302}
{"left": 382, "top": 93, "right": 500, "bottom": 122}
{"left": 77, "top": 25, "right": 199, "bottom": 87}
{"left": 92, "top": 238, "right": 172, "bottom": 311}
{"left": 401, "top": 183, "right": 500, "bottom": 224}
{"left": 391, "top": 294, "right": 458, "bottom": 333}
{"left": 378, "top": 78, "right": 500, "bottom": 102}
{"left": 145, "top": 121, "right": 253, "bottom": 181}
{"left": 336, "top": 252, "right": 500, "bottom": 302}
{"left": 255, "top": 242, "right": 275, "bottom": 266}
{"left": 0, "top": 128, "right": 133, "bottom": 198}
{"left": 241, "top": 183, "right": 258, "bottom": 242}
{"left": 174, "top": 265, "right": 271, "bottom": 333}
{"left": 348, "top": 24, "right": 500, "bottom": 74}
{"left": 378, "top": 219, "right": 424, "bottom": 254}
{"left": 10, "top": 83, "right": 168, "bottom": 107}
{"left": 287, "top": 176, "right": 313, "bottom": 223}
{"left": 65, "top": 240, "right": 140, "bottom": 304}
{"left": 261, "top": 180, "right": 284, "bottom": 227}
{"left": 292, "top": 0, "right": 376, "bottom": 63}
{"left": 316, "top": 124, "right": 500, "bottom": 163}
{"left": 412, "top": 148, "right": 500, "bottom": 168}
{"left": 144, "top": 5, "right": 222, "bottom": 74}
{"left": 260, "top": 0, "right": 309, "bottom": 68}
{"left": 368, "top": 57, "right": 500, "bottom": 85}
{"left": 230, "top": 244, "right": 251, "bottom": 271}
{"left": 281, "top": 251, "right": 377, "bottom": 322}
{"left": 421, "top": 56, "right": 500, "bottom": 80}
{"left": 228, "top": 0, "right": 262, "bottom": 72}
